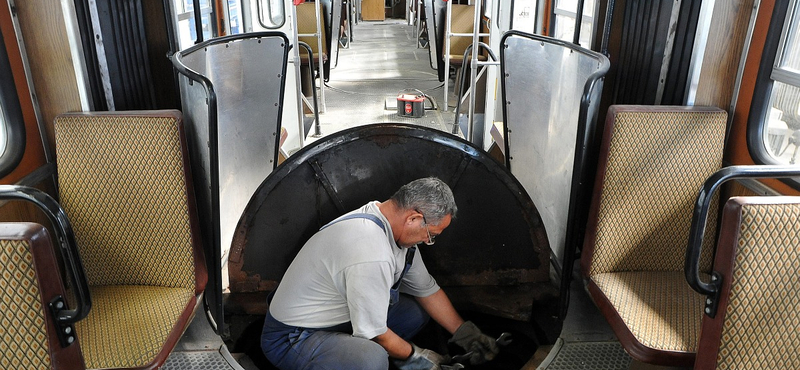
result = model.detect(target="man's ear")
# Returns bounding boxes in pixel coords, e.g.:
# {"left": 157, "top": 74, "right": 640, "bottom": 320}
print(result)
{"left": 405, "top": 210, "right": 423, "bottom": 225}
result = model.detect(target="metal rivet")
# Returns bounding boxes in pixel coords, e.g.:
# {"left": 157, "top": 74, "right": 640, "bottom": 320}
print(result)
{"left": 64, "top": 327, "right": 72, "bottom": 335}
{"left": 706, "top": 299, "right": 712, "bottom": 305}
{"left": 67, "top": 336, "right": 75, "bottom": 344}
{"left": 705, "top": 307, "right": 711, "bottom": 314}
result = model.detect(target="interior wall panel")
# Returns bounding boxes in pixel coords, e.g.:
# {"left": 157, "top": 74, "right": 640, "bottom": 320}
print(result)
{"left": 694, "top": 0, "right": 757, "bottom": 109}
{"left": 11, "top": 0, "right": 82, "bottom": 155}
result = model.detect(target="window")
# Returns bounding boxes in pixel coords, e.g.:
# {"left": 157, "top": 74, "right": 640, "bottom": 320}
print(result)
{"left": 511, "top": 0, "right": 537, "bottom": 33}
{"left": 228, "top": 0, "right": 242, "bottom": 34}
{"left": 173, "top": 0, "right": 215, "bottom": 50}
{"left": 758, "top": 0, "right": 800, "bottom": 165}
{"left": 552, "top": 0, "right": 596, "bottom": 47}
{"left": 257, "top": 0, "right": 285, "bottom": 29}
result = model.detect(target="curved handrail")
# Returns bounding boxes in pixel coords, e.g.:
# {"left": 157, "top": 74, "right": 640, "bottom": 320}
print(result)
{"left": 170, "top": 44, "right": 221, "bottom": 332}
{"left": 0, "top": 185, "right": 91, "bottom": 323}
{"left": 452, "top": 42, "right": 497, "bottom": 136}
{"left": 169, "top": 31, "right": 290, "bottom": 333}
{"left": 298, "top": 41, "right": 321, "bottom": 137}
{"left": 685, "top": 165, "right": 800, "bottom": 317}
{"left": 499, "top": 30, "right": 610, "bottom": 319}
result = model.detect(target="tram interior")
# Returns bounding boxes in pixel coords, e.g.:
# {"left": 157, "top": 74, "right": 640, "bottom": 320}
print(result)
{"left": 4, "top": 0, "right": 800, "bottom": 369}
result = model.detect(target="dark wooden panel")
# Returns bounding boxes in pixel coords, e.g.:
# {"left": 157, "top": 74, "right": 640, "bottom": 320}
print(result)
{"left": 694, "top": 0, "right": 757, "bottom": 108}
{"left": 0, "top": 0, "right": 52, "bottom": 185}
{"left": 12, "top": 0, "right": 82, "bottom": 155}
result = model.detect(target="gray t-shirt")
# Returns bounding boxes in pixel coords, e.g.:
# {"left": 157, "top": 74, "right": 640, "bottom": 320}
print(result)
{"left": 269, "top": 201, "right": 440, "bottom": 339}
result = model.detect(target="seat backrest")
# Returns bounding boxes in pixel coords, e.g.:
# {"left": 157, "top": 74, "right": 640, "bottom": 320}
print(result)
{"left": 447, "top": 5, "right": 474, "bottom": 58}
{"left": 582, "top": 106, "right": 727, "bottom": 277}
{"left": 0, "top": 222, "right": 85, "bottom": 370}
{"left": 445, "top": 4, "right": 486, "bottom": 62}
{"left": 695, "top": 196, "right": 800, "bottom": 370}
{"left": 53, "top": 110, "right": 206, "bottom": 292}
{"left": 297, "top": 3, "right": 327, "bottom": 57}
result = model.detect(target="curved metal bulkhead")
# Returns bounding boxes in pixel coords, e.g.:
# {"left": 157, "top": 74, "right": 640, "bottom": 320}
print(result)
{"left": 500, "top": 31, "right": 610, "bottom": 304}
{"left": 229, "top": 124, "right": 558, "bottom": 330}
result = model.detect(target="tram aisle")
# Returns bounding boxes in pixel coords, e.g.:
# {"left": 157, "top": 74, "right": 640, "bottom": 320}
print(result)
{"left": 311, "top": 18, "right": 456, "bottom": 142}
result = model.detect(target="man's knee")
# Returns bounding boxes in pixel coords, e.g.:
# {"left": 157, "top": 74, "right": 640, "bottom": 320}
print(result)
{"left": 336, "top": 339, "right": 389, "bottom": 369}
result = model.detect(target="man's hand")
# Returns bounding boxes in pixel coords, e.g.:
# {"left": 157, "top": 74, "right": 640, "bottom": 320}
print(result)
{"left": 393, "top": 343, "right": 451, "bottom": 370}
{"left": 448, "top": 321, "right": 500, "bottom": 364}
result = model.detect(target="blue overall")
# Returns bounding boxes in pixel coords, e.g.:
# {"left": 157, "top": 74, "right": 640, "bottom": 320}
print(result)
{"left": 261, "top": 213, "right": 429, "bottom": 370}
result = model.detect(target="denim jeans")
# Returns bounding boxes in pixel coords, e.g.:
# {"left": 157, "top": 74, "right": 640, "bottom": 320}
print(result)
{"left": 261, "top": 294, "right": 430, "bottom": 370}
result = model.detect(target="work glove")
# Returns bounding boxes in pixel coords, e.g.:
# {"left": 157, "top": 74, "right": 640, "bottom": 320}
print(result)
{"left": 448, "top": 321, "right": 500, "bottom": 365}
{"left": 393, "top": 343, "right": 451, "bottom": 370}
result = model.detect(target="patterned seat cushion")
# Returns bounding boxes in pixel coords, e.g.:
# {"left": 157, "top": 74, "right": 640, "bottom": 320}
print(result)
{"left": 696, "top": 198, "right": 800, "bottom": 370}
{"left": 0, "top": 223, "right": 84, "bottom": 370}
{"left": 75, "top": 285, "right": 195, "bottom": 369}
{"left": 54, "top": 111, "right": 206, "bottom": 369}
{"left": 581, "top": 106, "right": 727, "bottom": 366}
{"left": 1, "top": 238, "right": 52, "bottom": 369}
{"left": 592, "top": 271, "right": 706, "bottom": 354}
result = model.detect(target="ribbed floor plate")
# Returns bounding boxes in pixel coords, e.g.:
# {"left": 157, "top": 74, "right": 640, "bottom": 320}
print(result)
{"left": 539, "top": 340, "right": 631, "bottom": 370}
{"left": 162, "top": 346, "right": 244, "bottom": 370}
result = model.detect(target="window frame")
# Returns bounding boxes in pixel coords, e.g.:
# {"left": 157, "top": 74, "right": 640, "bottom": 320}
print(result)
{"left": 256, "top": 0, "right": 286, "bottom": 30}
{"left": 550, "top": 0, "right": 596, "bottom": 47}
{"left": 747, "top": 0, "right": 799, "bottom": 182}
{"left": 0, "top": 32, "right": 27, "bottom": 179}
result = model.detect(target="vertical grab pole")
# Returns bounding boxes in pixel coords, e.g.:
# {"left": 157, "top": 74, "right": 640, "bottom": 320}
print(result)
{"left": 291, "top": 4, "right": 306, "bottom": 148}
{"left": 572, "top": 0, "right": 585, "bottom": 45}
{"left": 315, "top": 0, "right": 327, "bottom": 112}
{"left": 466, "top": 0, "right": 480, "bottom": 144}
{"left": 416, "top": 0, "right": 422, "bottom": 47}
{"left": 443, "top": 0, "right": 452, "bottom": 110}
{"left": 192, "top": 0, "right": 204, "bottom": 43}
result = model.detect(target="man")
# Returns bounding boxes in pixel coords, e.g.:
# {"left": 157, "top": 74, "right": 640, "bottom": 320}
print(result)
{"left": 262, "top": 177, "right": 499, "bottom": 370}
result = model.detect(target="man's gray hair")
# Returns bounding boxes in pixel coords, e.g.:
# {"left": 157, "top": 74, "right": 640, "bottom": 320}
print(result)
{"left": 391, "top": 177, "right": 457, "bottom": 225}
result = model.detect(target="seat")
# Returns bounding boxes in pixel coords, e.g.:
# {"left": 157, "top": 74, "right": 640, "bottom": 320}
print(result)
{"left": 580, "top": 105, "right": 727, "bottom": 366}
{"left": 694, "top": 196, "right": 800, "bottom": 369}
{"left": 445, "top": 4, "right": 487, "bottom": 68}
{"left": 0, "top": 222, "right": 85, "bottom": 370}
{"left": 297, "top": 2, "right": 328, "bottom": 67}
{"left": 53, "top": 110, "right": 207, "bottom": 369}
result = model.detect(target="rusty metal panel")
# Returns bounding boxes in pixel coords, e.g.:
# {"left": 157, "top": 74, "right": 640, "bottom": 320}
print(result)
{"left": 228, "top": 124, "right": 554, "bottom": 321}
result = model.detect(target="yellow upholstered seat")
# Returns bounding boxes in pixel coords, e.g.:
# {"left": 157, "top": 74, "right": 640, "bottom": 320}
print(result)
{"left": 581, "top": 105, "right": 727, "bottom": 366}
{"left": 54, "top": 110, "right": 207, "bottom": 369}
{"left": 695, "top": 197, "right": 800, "bottom": 370}
{"left": 297, "top": 2, "right": 327, "bottom": 66}
{"left": 0, "top": 223, "right": 84, "bottom": 370}
{"left": 445, "top": 4, "right": 487, "bottom": 67}
{"left": 73, "top": 286, "right": 194, "bottom": 368}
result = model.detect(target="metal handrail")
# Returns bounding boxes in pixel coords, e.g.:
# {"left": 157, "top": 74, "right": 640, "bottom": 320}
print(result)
{"left": 685, "top": 165, "right": 800, "bottom": 317}
{"left": 499, "top": 30, "right": 610, "bottom": 319}
{"left": 170, "top": 31, "right": 290, "bottom": 333}
{"left": 298, "top": 41, "right": 322, "bottom": 137}
{"left": 452, "top": 42, "right": 497, "bottom": 138}
{"left": 0, "top": 185, "right": 91, "bottom": 325}
{"left": 443, "top": 1, "right": 488, "bottom": 111}
{"left": 170, "top": 42, "right": 221, "bottom": 332}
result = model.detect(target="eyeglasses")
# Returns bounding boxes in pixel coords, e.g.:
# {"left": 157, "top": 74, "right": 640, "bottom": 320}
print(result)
{"left": 416, "top": 209, "right": 436, "bottom": 245}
